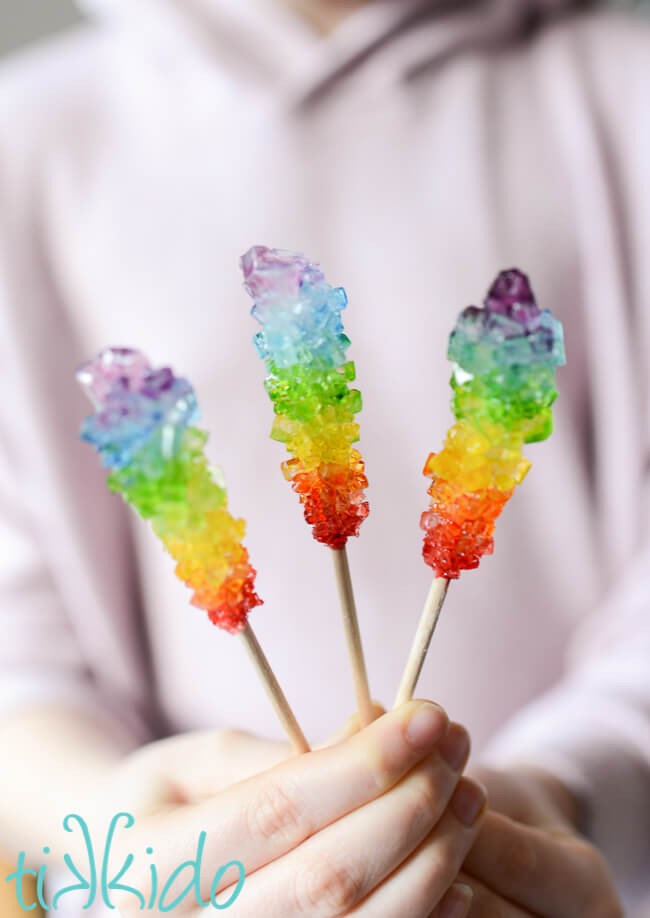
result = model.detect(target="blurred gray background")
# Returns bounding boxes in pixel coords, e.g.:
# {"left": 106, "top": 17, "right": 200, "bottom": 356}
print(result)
{"left": 0, "top": 0, "right": 83, "bottom": 57}
{"left": 1, "top": 0, "right": 649, "bottom": 57}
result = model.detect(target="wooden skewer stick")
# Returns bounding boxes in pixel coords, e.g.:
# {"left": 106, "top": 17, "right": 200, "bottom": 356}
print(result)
{"left": 394, "top": 577, "right": 450, "bottom": 708}
{"left": 332, "top": 546, "right": 374, "bottom": 727}
{"left": 240, "top": 623, "right": 310, "bottom": 754}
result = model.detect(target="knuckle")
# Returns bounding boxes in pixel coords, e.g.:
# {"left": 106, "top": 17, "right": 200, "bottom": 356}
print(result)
{"left": 572, "top": 841, "right": 623, "bottom": 918}
{"left": 589, "top": 902, "right": 625, "bottom": 918}
{"left": 390, "top": 766, "right": 446, "bottom": 841}
{"left": 215, "top": 727, "right": 245, "bottom": 752}
{"left": 111, "top": 896, "right": 141, "bottom": 917}
{"left": 363, "top": 737, "right": 398, "bottom": 794}
{"left": 494, "top": 834, "right": 538, "bottom": 882}
{"left": 580, "top": 839, "right": 611, "bottom": 877}
{"left": 407, "top": 766, "right": 442, "bottom": 820}
{"left": 572, "top": 839, "right": 624, "bottom": 918}
{"left": 468, "top": 889, "right": 510, "bottom": 918}
{"left": 292, "top": 852, "right": 363, "bottom": 915}
{"left": 109, "top": 870, "right": 149, "bottom": 915}
{"left": 245, "top": 776, "right": 307, "bottom": 844}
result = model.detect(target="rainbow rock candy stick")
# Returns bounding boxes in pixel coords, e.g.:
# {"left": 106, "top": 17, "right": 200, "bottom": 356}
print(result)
{"left": 77, "top": 347, "right": 309, "bottom": 752}
{"left": 241, "top": 246, "right": 374, "bottom": 726}
{"left": 395, "top": 270, "right": 565, "bottom": 705}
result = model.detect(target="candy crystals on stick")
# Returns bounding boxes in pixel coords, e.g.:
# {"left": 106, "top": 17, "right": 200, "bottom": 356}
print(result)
{"left": 420, "top": 269, "right": 565, "bottom": 579}
{"left": 77, "top": 347, "right": 261, "bottom": 633}
{"left": 241, "top": 246, "right": 374, "bottom": 727}
{"left": 241, "top": 246, "right": 369, "bottom": 548}
{"left": 395, "top": 269, "right": 565, "bottom": 708}
{"left": 77, "top": 348, "right": 309, "bottom": 752}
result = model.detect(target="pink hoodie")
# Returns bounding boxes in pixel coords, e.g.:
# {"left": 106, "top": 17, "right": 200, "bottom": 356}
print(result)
{"left": 0, "top": 0, "right": 649, "bottom": 911}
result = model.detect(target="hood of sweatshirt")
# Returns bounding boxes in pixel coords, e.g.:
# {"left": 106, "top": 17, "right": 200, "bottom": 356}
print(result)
{"left": 77, "top": 0, "right": 599, "bottom": 106}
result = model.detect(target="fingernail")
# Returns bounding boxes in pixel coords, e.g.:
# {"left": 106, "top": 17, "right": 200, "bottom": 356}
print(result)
{"left": 451, "top": 777, "right": 487, "bottom": 827}
{"left": 405, "top": 702, "right": 447, "bottom": 751}
{"left": 438, "top": 883, "right": 473, "bottom": 918}
{"left": 438, "top": 723, "right": 470, "bottom": 770}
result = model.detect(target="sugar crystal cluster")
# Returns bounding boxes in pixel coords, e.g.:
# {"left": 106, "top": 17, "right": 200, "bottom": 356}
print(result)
{"left": 241, "top": 245, "right": 369, "bottom": 549}
{"left": 421, "top": 270, "right": 565, "bottom": 578}
{"left": 78, "top": 347, "right": 261, "bottom": 632}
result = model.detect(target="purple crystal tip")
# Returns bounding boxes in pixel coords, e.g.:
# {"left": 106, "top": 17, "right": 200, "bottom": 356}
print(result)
{"left": 483, "top": 269, "right": 541, "bottom": 330}
{"left": 77, "top": 347, "right": 199, "bottom": 470}
{"left": 240, "top": 245, "right": 324, "bottom": 301}
{"left": 76, "top": 347, "right": 152, "bottom": 408}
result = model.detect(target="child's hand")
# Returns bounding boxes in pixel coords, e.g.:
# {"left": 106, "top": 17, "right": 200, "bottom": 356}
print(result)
{"left": 102, "top": 699, "right": 387, "bottom": 807}
{"left": 103, "top": 702, "right": 485, "bottom": 916}
{"left": 457, "top": 765, "right": 623, "bottom": 917}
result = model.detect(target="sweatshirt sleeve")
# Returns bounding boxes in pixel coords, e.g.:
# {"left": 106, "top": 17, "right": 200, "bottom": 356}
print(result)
{"left": 0, "top": 54, "right": 154, "bottom": 750}
{"left": 482, "top": 535, "right": 650, "bottom": 893}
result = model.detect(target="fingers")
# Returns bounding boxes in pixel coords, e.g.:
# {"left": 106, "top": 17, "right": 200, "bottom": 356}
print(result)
{"left": 117, "top": 728, "right": 291, "bottom": 806}
{"left": 429, "top": 882, "right": 474, "bottom": 918}
{"left": 126, "top": 702, "right": 448, "bottom": 908}
{"left": 463, "top": 810, "right": 622, "bottom": 918}
{"left": 466, "top": 766, "right": 576, "bottom": 831}
{"left": 465, "top": 766, "right": 550, "bottom": 827}
{"left": 224, "top": 722, "right": 479, "bottom": 917}
{"left": 346, "top": 776, "right": 487, "bottom": 917}
{"left": 453, "top": 872, "right": 532, "bottom": 917}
